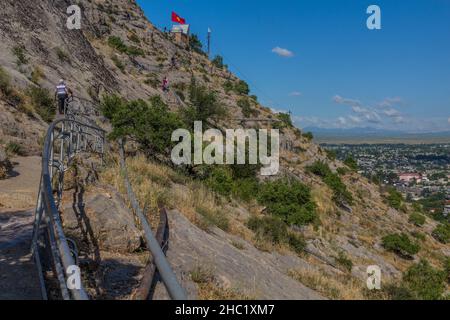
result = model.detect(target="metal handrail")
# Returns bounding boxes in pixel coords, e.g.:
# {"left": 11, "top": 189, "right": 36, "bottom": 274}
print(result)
{"left": 119, "top": 140, "right": 187, "bottom": 300}
{"left": 31, "top": 101, "right": 106, "bottom": 300}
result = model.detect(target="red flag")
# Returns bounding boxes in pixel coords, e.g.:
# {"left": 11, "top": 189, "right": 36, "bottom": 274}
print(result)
{"left": 172, "top": 12, "right": 186, "bottom": 24}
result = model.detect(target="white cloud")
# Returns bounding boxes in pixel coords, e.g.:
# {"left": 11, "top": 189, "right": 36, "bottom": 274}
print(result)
{"left": 337, "top": 117, "right": 347, "bottom": 126}
{"left": 348, "top": 115, "right": 363, "bottom": 124}
{"left": 289, "top": 91, "right": 302, "bottom": 97}
{"left": 377, "top": 97, "right": 403, "bottom": 108}
{"left": 272, "top": 47, "right": 294, "bottom": 58}
{"left": 448, "top": 117, "right": 450, "bottom": 124}
{"left": 382, "top": 108, "right": 401, "bottom": 117}
{"left": 333, "top": 95, "right": 362, "bottom": 108}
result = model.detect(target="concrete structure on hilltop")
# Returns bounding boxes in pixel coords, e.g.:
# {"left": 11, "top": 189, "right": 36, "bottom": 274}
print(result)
{"left": 171, "top": 24, "right": 190, "bottom": 47}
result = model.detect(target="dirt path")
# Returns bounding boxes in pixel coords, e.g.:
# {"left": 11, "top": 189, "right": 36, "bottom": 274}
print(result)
{"left": 0, "top": 156, "right": 43, "bottom": 300}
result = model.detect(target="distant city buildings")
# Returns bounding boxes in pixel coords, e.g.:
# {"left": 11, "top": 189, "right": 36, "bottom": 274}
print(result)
{"left": 323, "top": 144, "right": 450, "bottom": 213}
{"left": 399, "top": 173, "right": 422, "bottom": 184}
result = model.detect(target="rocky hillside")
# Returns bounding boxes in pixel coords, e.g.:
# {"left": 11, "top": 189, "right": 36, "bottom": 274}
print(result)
{"left": 0, "top": 0, "right": 448, "bottom": 300}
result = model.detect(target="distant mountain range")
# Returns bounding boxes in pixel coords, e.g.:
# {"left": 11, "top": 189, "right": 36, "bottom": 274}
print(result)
{"left": 304, "top": 127, "right": 450, "bottom": 144}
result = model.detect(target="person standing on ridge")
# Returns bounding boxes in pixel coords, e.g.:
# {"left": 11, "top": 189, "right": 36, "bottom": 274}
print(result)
{"left": 162, "top": 76, "right": 169, "bottom": 93}
{"left": 55, "top": 79, "right": 72, "bottom": 115}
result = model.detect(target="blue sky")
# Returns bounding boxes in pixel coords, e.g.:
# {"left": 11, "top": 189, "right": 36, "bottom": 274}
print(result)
{"left": 136, "top": 0, "right": 450, "bottom": 132}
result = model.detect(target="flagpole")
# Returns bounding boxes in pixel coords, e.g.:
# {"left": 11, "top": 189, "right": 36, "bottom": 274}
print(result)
{"left": 207, "top": 27, "right": 211, "bottom": 58}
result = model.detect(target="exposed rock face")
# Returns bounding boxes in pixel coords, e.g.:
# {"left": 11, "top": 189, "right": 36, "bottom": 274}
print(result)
{"left": 153, "top": 210, "right": 325, "bottom": 300}
{"left": 61, "top": 189, "right": 142, "bottom": 254}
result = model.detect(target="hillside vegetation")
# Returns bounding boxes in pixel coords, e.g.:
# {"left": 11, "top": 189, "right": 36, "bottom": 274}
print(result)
{"left": 0, "top": 0, "right": 448, "bottom": 300}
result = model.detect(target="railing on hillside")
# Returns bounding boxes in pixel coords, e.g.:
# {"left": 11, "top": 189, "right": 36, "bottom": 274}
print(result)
{"left": 31, "top": 99, "right": 105, "bottom": 300}
{"left": 119, "top": 140, "right": 187, "bottom": 300}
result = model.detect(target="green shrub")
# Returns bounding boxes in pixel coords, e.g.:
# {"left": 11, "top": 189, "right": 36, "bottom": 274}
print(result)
{"left": 324, "top": 173, "right": 354, "bottom": 205}
{"left": 247, "top": 216, "right": 306, "bottom": 254}
{"left": 212, "top": 55, "right": 225, "bottom": 69}
{"left": 444, "top": 258, "right": 450, "bottom": 284}
{"left": 386, "top": 188, "right": 404, "bottom": 210}
{"left": 127, "top": 46, "right": 145, "bottom": 57}
{"left": 223, "top": 80, "right": 234, "bottom": 93}
{"left": 111, "top": 55, "right": 125, "bottom": 73}
{"left": 257, "top": 179, "right": 317, "bottom": 226}
{"left": 206, "top": 167, "right": 234, "bottom": 197}
{"left": 276, "top": 113, "right": 293, "bottom": 128}
{"left": 247, "top": 216, "right": 287, "bottom": 244}
{"left": 287, "top": 233, "right": 306, "bottom": 255}
{"left": 189, "top": 34, "right": 203, "bottom": 54}
{"left": 183, "top": 81, "right": 226, "bottom": 124}
{"left": 337, "top": 167, "right": 349, "bottom": 176}
{"left": 196, "top": 206, "right": 230, "bottom": 232}
{"left": 102, "top": 95, "right": 184, "bottom": 156}
{"left": 31, "top": 66, "right": 44, "bottom": 84}
{"left": 344, "top": 156, "right": 358, "bottom": 171}
{"left": 144, "top": 74, "right": 159, "bottom": 88}
{"left": 432, "top": 223, "right": 450, "bottom": 244}
{"left": 128, "top": 33, "right": 140, "bottom": 44}
{"left": 402, "top": 260, "right": 446, "bottom": 300}
{"left": 56, "top": 48, "right": 69, "bottom": 62}
{"left": 27, "top": 86, "right": 55, "bottom": 122}
{"left": 307, "top": 161, "right": 332, "bottom": 177}
{"left": 409, "top": 212, "right": 426, "bottom": 227}
{"left": 5, "top": 142, "right": 25, "bottom": 156}
{"left": 335, "top": 252, "right": 353, "bottom": 272}
{"left": 302, "top": 131, "right": 314, "bottom": 141}
{"left": 0, "top": 66, "right": 12, "bottom": 97}
{"left": 382, "top": 233, "right": 420, "bottom": 258}
{"left": 307, "top": 161, "right": 353, "bottom": 205}
{"left": 234, "top": 80, "right": 250, "bottom": 95}
{"left": 231, "top": 178, "right": 259, "bottom": 202}
{"left": 237, "top": 97, "right": 253, "bottom": 118}
{"left": 325, "top": 149, "right": 337, "bottom": 161}
{"left": 411, "top": 231, "right": 426, "bottom": 241}
{"left": 108, "top": 36, "right": 128, "bottom": 53}
{"left": 12, "top": 46, "right": 28, "bottom": 66}
{"left": 384, "top": 284, "right": 415, "bottom": 300}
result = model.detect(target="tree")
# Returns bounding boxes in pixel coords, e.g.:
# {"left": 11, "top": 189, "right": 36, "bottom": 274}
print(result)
{"left": 189, "top": 34, "right": 203, "bottom": 54}
{"left": 386, "top": 187, "right": 404, "bottom": 210}
{"left": 183, "top": 81, "right": 226, "bottom": 125}
{"left": 234, "top": 80, "right": 250, "bottom": 95}
{"left": 101, "top": 95, "right": 183, "bottom": 156}
{"left": 211, "top": 55, "right": 225, "bottom": 69}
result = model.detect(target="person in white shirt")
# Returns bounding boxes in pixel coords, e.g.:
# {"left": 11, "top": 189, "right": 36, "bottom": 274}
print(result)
{"left": 55, "top": 79, "right": 72, "bottom": 115}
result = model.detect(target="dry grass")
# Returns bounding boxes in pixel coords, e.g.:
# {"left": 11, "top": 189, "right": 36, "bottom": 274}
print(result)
{"left": 100, "top": 154, "right": 250, "bottom": 237}
{"left": 288, "top": 268, "right": 366, "bottom": 300}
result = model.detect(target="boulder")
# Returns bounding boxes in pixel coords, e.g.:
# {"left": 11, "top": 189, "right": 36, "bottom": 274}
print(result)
{"left": 61, "top": 189, "right": 142, "bottom": 254}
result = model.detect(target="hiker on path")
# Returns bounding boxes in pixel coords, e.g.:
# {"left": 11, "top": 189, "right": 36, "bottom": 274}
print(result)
{"left": 55, "top": 79, "right": 72, "bottom": 115}
{"left": 162, "top": 76, "right": 169, "bottom": 93}
{"left": 170, "top": 55, "right": 177, "bottom": 69}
